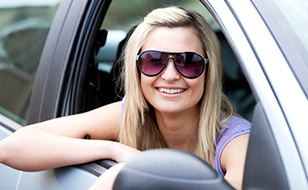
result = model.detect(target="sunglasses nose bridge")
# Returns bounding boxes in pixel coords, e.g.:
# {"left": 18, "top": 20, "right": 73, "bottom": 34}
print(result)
{"left": 165, "top": 57, "right": 178, "bottom": 70}
{"left": 161, "top": 57, "right": 180, "bottom": 80}
{"left": 166, "top": 56, "right": 175, "bottom": 63}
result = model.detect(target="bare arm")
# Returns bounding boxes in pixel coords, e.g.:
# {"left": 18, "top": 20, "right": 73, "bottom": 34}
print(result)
{"left": 220, "top": 133, "right": 250, "bottom": 189}
{"left": 0, "top": 101, "right": 138, "bottom": 171}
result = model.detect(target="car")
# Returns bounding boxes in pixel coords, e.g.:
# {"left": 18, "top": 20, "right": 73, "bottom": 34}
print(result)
{"left": 0, "top": 0, "right": 307, "bottom": 189}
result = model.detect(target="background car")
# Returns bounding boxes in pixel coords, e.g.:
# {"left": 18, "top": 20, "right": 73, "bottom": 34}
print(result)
{"left": 0, "top": 0, "right": 307, "bottom": 189}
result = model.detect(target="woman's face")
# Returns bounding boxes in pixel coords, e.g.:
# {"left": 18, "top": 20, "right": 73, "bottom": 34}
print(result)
{"left": 140, "top": 26, "right": 206, "bottom": 114}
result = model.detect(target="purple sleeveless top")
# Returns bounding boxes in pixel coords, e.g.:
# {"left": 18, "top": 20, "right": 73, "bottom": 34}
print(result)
{"left": 215, "top": 115, "right": 251, "bottom": 176}
{"left": 120, "top": 97, "right": 251, "bottom": 176}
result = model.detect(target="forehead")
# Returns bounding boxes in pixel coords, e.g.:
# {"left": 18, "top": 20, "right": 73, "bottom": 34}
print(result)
{"left": 141, "top": 26, "right": 203, "bottom": 54}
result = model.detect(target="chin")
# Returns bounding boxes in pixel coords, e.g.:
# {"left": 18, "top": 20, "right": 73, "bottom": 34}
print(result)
{"left": 154, "top": 104, "right": 190, "bottom": 114}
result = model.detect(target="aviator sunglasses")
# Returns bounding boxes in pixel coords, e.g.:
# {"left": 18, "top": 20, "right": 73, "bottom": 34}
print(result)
{"left": 137, "top": 50, "right": 208, "bottom": 79}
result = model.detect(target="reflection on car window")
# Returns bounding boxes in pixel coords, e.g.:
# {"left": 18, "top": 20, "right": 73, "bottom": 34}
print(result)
{"left": 0, "top": 1, "right": 61, "bottom": 125}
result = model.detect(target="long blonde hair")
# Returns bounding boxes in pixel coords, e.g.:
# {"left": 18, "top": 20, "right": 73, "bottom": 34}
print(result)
{"left": 119, "top": 6, "right": 233, "bottom": 167}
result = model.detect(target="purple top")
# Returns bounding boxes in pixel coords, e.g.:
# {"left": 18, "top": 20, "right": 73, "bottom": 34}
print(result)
{"left": 215, "top": 115, "right": 251, "bottom": 176}
{"left": 120, "top": 98, "right": 251, "bottom": 176}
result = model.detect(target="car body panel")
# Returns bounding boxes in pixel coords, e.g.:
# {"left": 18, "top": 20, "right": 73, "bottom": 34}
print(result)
{"left": 0, "top": 164, "right": 20, "bottom": 190}
{"left": 203, "top": 0, "right": 308, "bottom": 188}
{"left": 226, "top": 0, "right": 308, "bottom": 183}
{"left": 18, "top": 168, "right": 96, "bottom": 190}
{"left": 251, "top": 0, "right": 308, "bottom": 97}
{"left": 0, "top": 118, "right": 97, "bottom": 190}
{"left": 0, "top": 123, "right": 20, "bottom": 189}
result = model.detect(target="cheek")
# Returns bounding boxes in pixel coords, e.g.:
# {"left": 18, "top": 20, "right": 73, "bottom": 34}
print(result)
{"left": 140, "top": 75, "right": 147, "bottom": 93}
{"left": 196, "top": 82, "right": 205, "bottom": 100}
{"left": 140, "top": 75, "right": 153, "bottom": 99}
{"left": 191, "top": 75, "right": 205, "bottom": 101}
{"left": 140, "top": 76, "right": 146, "bottom": 97}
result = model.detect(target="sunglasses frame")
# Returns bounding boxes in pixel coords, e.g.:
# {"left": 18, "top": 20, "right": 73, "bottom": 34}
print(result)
{"left": 137, "top": 50, "right": 208, "bottom": 79}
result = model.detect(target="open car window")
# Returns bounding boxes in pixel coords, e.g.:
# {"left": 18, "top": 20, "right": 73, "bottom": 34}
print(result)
{"left": 81, "top": 0, "right": 255, "bottom": 121}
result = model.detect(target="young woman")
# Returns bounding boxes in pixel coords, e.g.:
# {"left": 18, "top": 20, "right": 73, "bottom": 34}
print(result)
{"left": 0, "top": 7, "right": 250, "bottom": 189}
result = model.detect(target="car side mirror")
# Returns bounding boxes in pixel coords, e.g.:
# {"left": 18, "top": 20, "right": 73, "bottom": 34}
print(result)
{"left": 113, "top": 149, "right": 233, "bottom": 189}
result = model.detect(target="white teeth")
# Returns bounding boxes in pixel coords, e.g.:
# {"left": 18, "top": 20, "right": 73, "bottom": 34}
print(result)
{"left": 158, "top": 88, "right": 184, "bottom": 94}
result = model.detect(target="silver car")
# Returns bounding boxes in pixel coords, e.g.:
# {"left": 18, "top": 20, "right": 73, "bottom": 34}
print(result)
{"left": 0, "top": 0, "right": 307, "bottom": 189}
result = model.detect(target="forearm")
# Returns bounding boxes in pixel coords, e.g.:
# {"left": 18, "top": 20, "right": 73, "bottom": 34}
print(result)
{"left": 0, "top": 127, "right": 118, "bottom": 171}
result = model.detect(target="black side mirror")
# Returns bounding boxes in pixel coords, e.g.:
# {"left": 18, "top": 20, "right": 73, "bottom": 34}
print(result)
{"left": 113, "top": 149, "right": 233, "bottom": 189}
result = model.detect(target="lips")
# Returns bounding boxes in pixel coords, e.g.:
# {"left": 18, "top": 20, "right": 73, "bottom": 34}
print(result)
{"left": 157, "top": 88, "right": 185, "bottom": 94}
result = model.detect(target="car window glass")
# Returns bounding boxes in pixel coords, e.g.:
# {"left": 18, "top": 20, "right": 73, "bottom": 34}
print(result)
{"left": 0, "top": 1, "right": 61, "bottom": 125}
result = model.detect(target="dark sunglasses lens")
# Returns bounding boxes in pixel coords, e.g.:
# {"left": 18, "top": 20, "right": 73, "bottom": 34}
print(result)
{"left": 139, "top": 51, "right": 166, "bottom": 76}
{"left": 176, "top": 53, "right": 204, "bottom": 78}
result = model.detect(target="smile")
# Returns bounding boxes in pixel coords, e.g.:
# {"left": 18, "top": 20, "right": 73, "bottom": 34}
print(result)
{"left": 158, "top": 88, "right": 185, "bottom": 94}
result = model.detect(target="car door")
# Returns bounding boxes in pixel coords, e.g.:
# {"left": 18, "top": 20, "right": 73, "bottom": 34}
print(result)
{"left": 202, "top": 0, "right": 308, "bottom": 188}
{"left": 0, "top": 1, "right": 63, "bottom": 189}
{"left": 0, "top": 0, "right": 109, "bottom": 189}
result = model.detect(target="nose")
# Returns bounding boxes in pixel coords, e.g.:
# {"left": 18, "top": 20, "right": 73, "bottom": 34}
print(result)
{"left": 161, "top": 58, "right": 180, "bottom": 80}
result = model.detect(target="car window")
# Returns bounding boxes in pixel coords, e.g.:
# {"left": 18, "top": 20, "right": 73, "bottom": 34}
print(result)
{"left": 83, "top": 0, "right": 219, "bottom": 110}
{"left": 91, "top": 0, "right": 254, "bottom": 120}
{"left": 0, "top": 1, "right": 61, "bottom": 125}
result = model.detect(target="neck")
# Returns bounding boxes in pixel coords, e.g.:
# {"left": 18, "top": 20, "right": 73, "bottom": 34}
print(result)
{"left": 155, "top": 106, "right": 199, "bottom": 153}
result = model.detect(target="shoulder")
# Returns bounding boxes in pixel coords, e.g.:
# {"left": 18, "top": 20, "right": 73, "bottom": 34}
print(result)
{"left": 217, "top": 115, "right": 251, "bottom": 144}
{"left": 220, "top": 133, "right": 249, "bottom": 189}
{"left": 223, "top": 115, "right": 251, "bottom": 129}
{"left": 214, "top": 115, "right": 251, "bottom": 175}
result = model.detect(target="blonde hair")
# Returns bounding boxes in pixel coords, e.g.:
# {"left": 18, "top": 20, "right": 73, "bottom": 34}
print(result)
{"left": 119, "top": 6, "right": 233, "bottom": 167}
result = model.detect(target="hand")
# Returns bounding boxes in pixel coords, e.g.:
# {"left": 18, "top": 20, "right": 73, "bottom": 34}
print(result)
{"left": 89, "top": 163, "right": 125, "bottom": 190}
{"left": 112, "top": 142, "right": 140, "bottom": 163}
{"left": 89, "top": 143, "right": 139, "bottom": 190}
